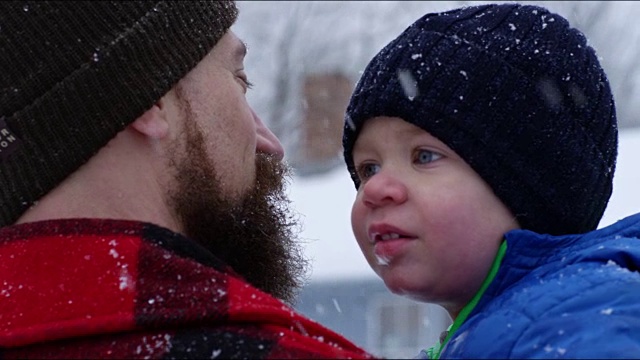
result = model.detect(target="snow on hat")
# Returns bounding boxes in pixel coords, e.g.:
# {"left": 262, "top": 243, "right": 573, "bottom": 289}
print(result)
{"left": 0, "top": 1, "right": 237, "bottom": 226}
{"left": 343, "top": 3, "right": 618, "bottom": 235}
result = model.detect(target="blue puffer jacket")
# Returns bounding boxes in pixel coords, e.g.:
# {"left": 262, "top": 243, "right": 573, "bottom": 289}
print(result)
{"left": 437, "top": 213, "right": 640, "bottom": 359}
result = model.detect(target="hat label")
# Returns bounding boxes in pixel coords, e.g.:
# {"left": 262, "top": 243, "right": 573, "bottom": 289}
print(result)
{"left": 0, "top": 117, "right": 21, "bottom": 160}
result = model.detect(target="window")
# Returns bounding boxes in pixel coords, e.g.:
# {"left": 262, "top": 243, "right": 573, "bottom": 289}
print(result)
{"left": 367, "top": 295, "right": 451, "bottom": 358}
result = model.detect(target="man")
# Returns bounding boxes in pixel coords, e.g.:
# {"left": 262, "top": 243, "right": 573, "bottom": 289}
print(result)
{"left": 0, "top": 2, "right": 372, "bottom": 358}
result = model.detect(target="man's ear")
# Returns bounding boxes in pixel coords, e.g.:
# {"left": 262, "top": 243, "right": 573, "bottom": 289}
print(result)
{"left": 130, "top": 101, "right": 170, "bottom": 140}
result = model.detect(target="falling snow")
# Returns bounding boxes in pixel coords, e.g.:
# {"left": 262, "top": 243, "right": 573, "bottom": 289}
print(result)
{"left": 397, "top": 69, "right": 419, "bottom": 101}
{"left": 345, "top": 114, "right": 355, "bottom": 131}
{"left": 119, "top": 266, "right": 132, "bottom": 290}
{"left": 601, "top": 308, "right": 614, "bottom": 315}
{"left": 332, "top": 298, "right": 342, "bottom": 313}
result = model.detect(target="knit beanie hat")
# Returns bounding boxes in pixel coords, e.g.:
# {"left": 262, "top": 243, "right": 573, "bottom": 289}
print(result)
{"left": 343, "top": 3, "right": 618, "bottom": 236}
{"left": 0, "top": 1, "right": 238, "bottom": 227}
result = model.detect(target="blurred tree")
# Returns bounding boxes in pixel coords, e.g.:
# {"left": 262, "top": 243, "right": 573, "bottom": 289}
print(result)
{"left": 531, "top": 1, "right": 640, "bottom": 127}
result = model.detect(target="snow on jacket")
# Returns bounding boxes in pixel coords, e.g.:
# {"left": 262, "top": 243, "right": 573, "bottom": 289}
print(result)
{"left": 431, "top": 212, "right": 640, "bottom": 359}
{"left": 0, "top": 219, "right": 374, "bottom": 359}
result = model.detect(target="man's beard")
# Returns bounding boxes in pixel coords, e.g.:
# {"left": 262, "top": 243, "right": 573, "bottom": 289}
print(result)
{"left": 166, "top": 109, "right": 307, "bottom": 304}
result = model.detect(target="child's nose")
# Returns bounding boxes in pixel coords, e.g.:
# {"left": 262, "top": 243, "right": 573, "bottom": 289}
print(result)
{"left": 361, "top": 170, "right": 408, "bottom": 208}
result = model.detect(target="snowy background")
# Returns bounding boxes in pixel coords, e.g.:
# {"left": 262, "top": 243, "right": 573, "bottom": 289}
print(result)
{"left": 232, "top": 1, "right": 640, "bottom": 282}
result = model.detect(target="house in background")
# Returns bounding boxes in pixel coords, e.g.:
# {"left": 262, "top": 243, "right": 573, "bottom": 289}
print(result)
{"left": 233, "top": 1, "right": 640, "bottom": 357}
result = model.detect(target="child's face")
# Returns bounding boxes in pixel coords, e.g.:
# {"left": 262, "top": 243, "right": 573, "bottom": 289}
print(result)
{"left": 350, "top": 116, "right": 519, "bottom": 317}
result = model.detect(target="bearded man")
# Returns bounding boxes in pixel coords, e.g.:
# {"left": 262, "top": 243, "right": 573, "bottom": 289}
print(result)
{"left": 0, "top": 2, "right": 373, "bottom": 359}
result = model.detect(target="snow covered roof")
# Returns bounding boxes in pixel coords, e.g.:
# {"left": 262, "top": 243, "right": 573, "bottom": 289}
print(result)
{"left": 290, "top": 128, "right": 640, "bottom": 281}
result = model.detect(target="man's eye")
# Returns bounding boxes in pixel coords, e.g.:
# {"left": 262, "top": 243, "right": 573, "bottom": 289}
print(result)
{"left": 356, "top": 163, "right": 380, "bottom": 181}
{"left": 414, "top": 149, "right": 442, "bottom": 164}
{"left": 238, "top": 72, "right": 254, "bottom": 90}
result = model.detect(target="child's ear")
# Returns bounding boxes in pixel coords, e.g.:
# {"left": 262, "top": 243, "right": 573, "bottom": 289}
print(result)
{"left": 130, "top": 101, "right": 169, "bottom": 140}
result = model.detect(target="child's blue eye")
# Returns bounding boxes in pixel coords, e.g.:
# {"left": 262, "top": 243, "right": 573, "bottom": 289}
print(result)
{"left": 357, "top": 163, "right": 380, "bottom": 180}
{"left": 415, "top": 149, "right": 442, "bottom": 164}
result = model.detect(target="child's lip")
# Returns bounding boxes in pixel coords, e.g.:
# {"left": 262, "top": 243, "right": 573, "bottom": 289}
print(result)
{"left": 368, "top": 223, "right": 416, "bottom": 244}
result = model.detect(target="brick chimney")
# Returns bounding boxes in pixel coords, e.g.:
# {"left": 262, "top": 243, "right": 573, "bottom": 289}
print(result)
{"left": 294, "top": 73, "right": 353, "bottom": 176}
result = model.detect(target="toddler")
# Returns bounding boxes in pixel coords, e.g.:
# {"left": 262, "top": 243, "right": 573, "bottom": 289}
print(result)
{"left": 343, "top": 3, "right": 640, "bottom": 358}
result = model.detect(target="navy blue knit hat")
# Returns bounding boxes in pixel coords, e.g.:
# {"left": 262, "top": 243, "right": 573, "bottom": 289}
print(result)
{"left": 343, "top": 3, "right": 618, "bottom": 236}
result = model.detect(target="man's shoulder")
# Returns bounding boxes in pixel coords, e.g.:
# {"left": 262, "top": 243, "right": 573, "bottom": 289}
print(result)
{"left": 0, "top": 218, "right": 375, "bottom": 359}
{"left": 0, "top": 218, "right": 148, "bottom": 240}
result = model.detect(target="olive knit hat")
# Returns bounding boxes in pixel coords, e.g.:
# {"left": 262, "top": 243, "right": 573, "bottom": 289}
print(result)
{"left": 0, "top": 1, "right": 238, "bottom": 226}
{"left": 343, "top": 3, "right": 618, "bottom": 236}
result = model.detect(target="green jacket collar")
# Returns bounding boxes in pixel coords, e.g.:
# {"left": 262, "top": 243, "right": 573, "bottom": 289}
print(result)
{"left": 425, "top": 240, "right": 507, "bottom": 359}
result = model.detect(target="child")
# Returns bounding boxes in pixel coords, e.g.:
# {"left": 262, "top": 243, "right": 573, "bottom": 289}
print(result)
{"left": 342, "top": 3, "right": 640, "bottom": 359}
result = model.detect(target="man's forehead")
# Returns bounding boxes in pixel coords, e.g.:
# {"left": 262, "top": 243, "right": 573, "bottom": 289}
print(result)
{"left": 210, "top": 31, "right": 247, "bottom": 65}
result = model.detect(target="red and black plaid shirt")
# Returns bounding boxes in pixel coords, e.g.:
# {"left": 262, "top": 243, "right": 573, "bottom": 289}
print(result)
{"left": 0, "top": 219, "right": 375, "bottom": 359}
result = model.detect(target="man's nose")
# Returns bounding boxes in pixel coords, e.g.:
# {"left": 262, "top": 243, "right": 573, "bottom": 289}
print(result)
{"left": 253, "top": 109, "right": 284, "bottom": 160}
